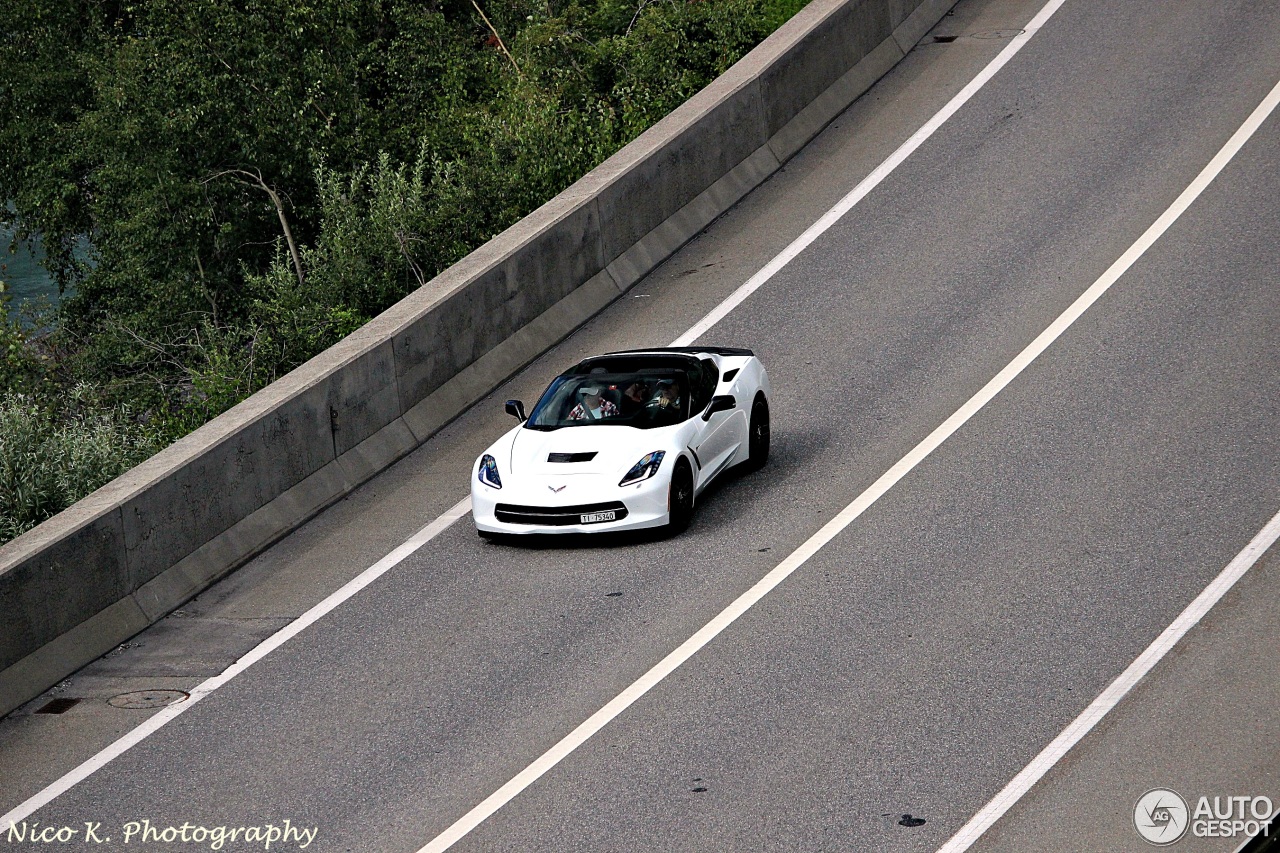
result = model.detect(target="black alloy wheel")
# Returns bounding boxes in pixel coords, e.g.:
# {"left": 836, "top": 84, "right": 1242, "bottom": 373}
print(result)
{"left": 667, "top": 458, "right": 695, "bottom": 534}
{"left": 746, "top": 394, "right": 770, "bottom": 470}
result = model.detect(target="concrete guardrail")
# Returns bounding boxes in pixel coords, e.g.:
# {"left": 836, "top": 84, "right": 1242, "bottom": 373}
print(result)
{"left": 0, "top": 0, "right": 955, "bottom": 715}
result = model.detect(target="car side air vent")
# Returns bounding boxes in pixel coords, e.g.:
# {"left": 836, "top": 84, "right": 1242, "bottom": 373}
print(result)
{"left": 548, "top": 452, "right": 598, "bottom": 463}
{"left": 721, "top": 368, "right": 740, "bottom": 382}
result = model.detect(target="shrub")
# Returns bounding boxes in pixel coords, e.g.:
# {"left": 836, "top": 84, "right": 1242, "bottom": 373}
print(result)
{"left": 0, "top": 388, "right": 159, "bottom": 541}
{"left": 0, "top": 0, "right": 815, "bottom": 545}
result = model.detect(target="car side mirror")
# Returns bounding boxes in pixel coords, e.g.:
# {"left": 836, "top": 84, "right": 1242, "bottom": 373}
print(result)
{"left": 702, "top": 394, "right": 736, "bottom": 421}
{"left": 505, "top": 399, "right": 527, "bottom": 421}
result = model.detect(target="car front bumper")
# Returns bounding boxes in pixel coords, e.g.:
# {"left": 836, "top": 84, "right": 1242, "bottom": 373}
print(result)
{"left": 472, "top": 471, "right": 671, "bottom": 534}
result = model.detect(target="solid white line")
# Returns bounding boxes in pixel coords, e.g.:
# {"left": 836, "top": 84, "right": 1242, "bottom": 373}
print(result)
{"left": 671, "top": 0, "right": 1069, "bottom": 347}
{"left": 2, "top": 0, "right": 1067, "bottom": 827}
{"left": 937, "top": 508, "right": 1280, "bottom": 853}
{"left": 0, "top": 497, "right": 473, "bottom": 829}
{"left": 933, "top": 74, "right": 1280, "bottom": 853}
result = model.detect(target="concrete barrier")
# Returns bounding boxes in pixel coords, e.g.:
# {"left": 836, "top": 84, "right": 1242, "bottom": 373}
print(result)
{"left": 0, "top": 0, "right": 955, "bottom": 716}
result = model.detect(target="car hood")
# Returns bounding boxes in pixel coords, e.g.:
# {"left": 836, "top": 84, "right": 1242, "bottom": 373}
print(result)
{"left": 508, "top": 425, "right": 671, "bottom": 478}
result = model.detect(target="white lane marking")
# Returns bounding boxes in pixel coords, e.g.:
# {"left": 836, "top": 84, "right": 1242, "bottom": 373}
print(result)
{"left": 938, "top": 508, "right": 1280, "bottom": 853}
{"left": 934, "top": 74, "right": 1280, "bottom": 853}
{"left": 672, "top": 0, "right": 1069, "bottom": 347}
{"left": 0, "top": 498, "right": 473, "bottom": 829}
{"left": 2, "top": 0, "right": 1067, "bottom": 826}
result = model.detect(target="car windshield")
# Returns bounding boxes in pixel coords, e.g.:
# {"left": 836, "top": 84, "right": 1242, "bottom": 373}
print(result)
{"left": 525, "top": 368, "right": 692, "bottom": 430}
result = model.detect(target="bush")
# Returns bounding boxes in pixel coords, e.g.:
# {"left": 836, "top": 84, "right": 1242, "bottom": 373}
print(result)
{"left": 0, "top": 0, "right": 814, "bottom": 545}
{"left": 0, "top": 388, "right": 159, "bottom": 541}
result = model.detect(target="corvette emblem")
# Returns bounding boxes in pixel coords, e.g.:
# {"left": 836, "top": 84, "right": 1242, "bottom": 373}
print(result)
{"left": 549, "top": 484, "right": 566, "bottom": 493}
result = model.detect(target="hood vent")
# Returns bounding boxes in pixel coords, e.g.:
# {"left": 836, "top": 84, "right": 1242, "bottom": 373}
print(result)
{"left": 548, "top": 452, "right": 598, "bottom": 463}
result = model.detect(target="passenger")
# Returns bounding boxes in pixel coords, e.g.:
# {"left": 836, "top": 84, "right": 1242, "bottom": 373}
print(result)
{"left": 618, "top": 380, "right": 651, "bottom": 416}
{"left": 567, "top": 385, "right": 618, "bottom": 421}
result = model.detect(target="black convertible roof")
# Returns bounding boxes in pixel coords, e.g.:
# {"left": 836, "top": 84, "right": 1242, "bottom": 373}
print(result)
{"left": 604, "top": 346, "right": 754, "bottom": 357}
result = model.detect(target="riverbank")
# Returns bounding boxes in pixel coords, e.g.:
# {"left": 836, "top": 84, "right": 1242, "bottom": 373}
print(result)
{"left": 0, "top": 225, "right": 63, "bottom": 307}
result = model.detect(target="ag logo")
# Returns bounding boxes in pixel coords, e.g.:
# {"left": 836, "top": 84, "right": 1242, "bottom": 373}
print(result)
{"left": 1135, "top": 789, "right": 1190, "bottom": 845}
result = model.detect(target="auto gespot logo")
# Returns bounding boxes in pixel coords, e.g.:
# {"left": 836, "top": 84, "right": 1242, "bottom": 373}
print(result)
{"left": 1134, "top": 789, "right": 1276, "bottom": 846}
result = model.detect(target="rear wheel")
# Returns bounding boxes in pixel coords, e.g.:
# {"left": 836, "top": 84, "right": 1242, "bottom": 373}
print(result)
{"left": 666, "top": 458, "right": 695, "bottom": 534}
{"left": 746, "top": 394, "right": 770, "bottom": 470}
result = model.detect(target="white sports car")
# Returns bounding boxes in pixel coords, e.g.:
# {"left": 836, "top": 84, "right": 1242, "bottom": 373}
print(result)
{"left": 472, "top": 347, "right": 770, "bottom": 537}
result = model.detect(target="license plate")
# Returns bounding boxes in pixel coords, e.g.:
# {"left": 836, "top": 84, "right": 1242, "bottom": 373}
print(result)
{"left": 580, "top": 511, "right": 616, "bottom": 524}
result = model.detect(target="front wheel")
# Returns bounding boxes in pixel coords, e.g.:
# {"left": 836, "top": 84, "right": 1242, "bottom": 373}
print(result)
{"left": 745, "top": 394, "right": 769, "bottom": 471}
{"left": 666, "top": 458, "right": 695, "bottom": 534}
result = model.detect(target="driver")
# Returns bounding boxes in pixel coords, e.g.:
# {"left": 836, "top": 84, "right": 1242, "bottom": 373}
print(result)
{"left": 656, "top": 379, "right": 682, "bottom": 407}
{"left": 651, "top": 378, "right": 683, "bottom": 415}
{"left": 567, "top": 384, "right": 618, "bottom": 421}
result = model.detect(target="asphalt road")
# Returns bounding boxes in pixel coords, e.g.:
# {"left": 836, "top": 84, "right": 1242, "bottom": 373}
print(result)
{"left": 3, "top": 0, "right": 1279, "bottom": 850}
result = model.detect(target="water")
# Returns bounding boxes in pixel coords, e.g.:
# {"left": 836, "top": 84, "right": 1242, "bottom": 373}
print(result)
{"left": 1, "top": 217, "right": 72, "bottom": 313}
{"left": 2, "top": 228, "right": 61, "bottom": 302}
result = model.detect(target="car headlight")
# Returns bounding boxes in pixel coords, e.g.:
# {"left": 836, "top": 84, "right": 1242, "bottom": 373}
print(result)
{"left": 619, "top": 451, "right": 665, "bottom": 487}
{"left": 478, "top": 454, "right": 502, "bottom": 489}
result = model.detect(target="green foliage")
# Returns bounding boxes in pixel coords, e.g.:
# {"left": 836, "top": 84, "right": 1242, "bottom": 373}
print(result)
{"left": 0, "top": 287, "right": 60, "bottom": 399}
{"left": 0, "top": 387, "right": 159, "bottom": 541}
{"left": 0, "top": 0, "right": 810, "bottom": 543}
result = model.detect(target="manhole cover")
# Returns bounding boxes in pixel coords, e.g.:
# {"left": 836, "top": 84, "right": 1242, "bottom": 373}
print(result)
{"left": 970, "top": 29, "right": 1025, "bottom": 39}
{"left": 108, "top": 689, "right": 190, "bottom": 710}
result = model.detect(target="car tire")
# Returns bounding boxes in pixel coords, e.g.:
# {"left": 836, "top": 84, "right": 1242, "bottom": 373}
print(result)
{"left": 666, "top": 458, "right": 695, "bottom": 534}
{"left": 746, "top": 393, "right": 770, "bottom": 471}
